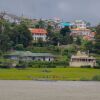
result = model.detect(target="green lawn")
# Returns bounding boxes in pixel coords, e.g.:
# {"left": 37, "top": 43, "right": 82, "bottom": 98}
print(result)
{"left": 0, "top": 68, "right": 100, "bottom": 81}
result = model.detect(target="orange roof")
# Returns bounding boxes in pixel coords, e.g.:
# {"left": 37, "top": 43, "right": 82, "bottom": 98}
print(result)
{"left": 29, "top": 28, "right": 47, "bottom": 34}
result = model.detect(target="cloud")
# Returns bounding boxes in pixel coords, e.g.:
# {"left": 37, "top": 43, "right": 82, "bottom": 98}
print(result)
{"left": 0, "top": 0, "right": 99, "bottom": 25}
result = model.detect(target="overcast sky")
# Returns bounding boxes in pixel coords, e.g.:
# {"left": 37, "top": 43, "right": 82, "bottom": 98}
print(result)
{"left": 0, "top": 0, "right": 100, "bottom": 25}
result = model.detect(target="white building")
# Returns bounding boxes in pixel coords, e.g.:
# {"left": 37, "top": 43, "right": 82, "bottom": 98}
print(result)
{"left": 71, "top": 28, "right": 91, "bottom": 36}
{"left": 29, "top": 28, "right": 47, "bottom": 41}
{"left": 72, "top": 20, "right": 88, "bottom": 29}
{"left": 70, "top": 51, "right": 96, "bottom": 67}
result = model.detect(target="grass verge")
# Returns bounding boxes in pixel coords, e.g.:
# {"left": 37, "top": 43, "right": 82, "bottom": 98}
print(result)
{"left": 0, "top": 68, "right": 100, "bottom": 81}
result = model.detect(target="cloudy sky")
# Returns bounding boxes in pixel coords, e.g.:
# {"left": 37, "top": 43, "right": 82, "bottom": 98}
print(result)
{"left": 0, "top": 0, "right": 100, "bottom": 25}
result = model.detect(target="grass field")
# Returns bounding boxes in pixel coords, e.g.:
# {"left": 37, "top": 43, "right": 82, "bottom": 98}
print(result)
{"left": 0, "top": 68, "right": 100, "bottom": 81}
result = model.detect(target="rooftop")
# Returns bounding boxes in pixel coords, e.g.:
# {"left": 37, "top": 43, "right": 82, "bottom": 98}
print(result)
{"left": 6, "top": 51, "right": 54, "bottom": 57}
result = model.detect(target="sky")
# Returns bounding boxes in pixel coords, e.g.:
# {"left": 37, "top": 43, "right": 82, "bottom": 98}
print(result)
{"left": 0, "top": 0, "right": 100, "bottom": 25}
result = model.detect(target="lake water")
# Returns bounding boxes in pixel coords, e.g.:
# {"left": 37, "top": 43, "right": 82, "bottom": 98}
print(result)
{"left": 0, "top": 80, "right": 100, "bottom": 100}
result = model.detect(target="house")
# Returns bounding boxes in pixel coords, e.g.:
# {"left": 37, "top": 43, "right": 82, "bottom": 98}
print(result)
{"left": 72, "top": 20, "right": 89, "bottom": 29}
{"left": 29, "top": 28, "right": 47, "bottom": 41}
{"left": 4, "top": 51, "right": 55, "bottom": 62}
{"left": 70, "top": 51, "right": 96, "bottom": 67}
{"left": 71, "top": 28, "right": 96, "bottom": 41}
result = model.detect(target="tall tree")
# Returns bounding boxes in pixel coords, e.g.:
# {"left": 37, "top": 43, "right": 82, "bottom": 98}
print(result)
{"left": 11, "top": 22, "right": 33, "bottom": 47}
{"left": 60, "top": 26, "right": 73, "bottom": 45}
{"left": 60, "top": 26, "right": 71, "bottom": 36}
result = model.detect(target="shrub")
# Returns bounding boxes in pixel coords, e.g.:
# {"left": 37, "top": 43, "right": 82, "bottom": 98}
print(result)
{"left": 81, "top": 65, "right": 91, "bottom": 68}
{"left": 80, "top": 77, "right": 89, "bottom": 81}
{"left": 28, "top": 61, "right": 69, "bottom": 68}
{"left": 16, "top": 61, "right": 28, "bottom": 69}
{"left": 94, "top": 66, "right": 100, "bottom": 69}
{"left": 15, "top": 44, "right": 24, "bottom": 50}
{"left": 92, "top": 75, "right": 100, "bottom": 81}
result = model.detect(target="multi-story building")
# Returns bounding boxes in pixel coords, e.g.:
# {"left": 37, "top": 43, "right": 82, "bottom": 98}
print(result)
{"left": 71, "top": 20, "right": 95, "bottom": 40}
{"left": 72, "top": 20, "right": 88, "bottom": 29}
{"left": 29, "top": 28, "right": 47, "bottom": 41}
{"left": 71, "top": 28, "right": 91, "bottom": 36}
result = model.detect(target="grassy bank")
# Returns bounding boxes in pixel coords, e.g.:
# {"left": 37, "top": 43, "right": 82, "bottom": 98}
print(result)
{"left": 0, "top": 68, "right": 100, "bottom": 81}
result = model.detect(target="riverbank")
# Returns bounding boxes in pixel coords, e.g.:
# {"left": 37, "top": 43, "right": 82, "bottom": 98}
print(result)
{"left": 0, "top": 68, "right": 100, "bottom": 81}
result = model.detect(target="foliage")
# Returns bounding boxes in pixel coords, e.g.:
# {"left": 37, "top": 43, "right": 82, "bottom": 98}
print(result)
{"left": 75, "top": 36, "right": 82, "bottom": 45}
{"left": 11, "top": 22, "right": 33, "bottom": 47}
{"left": 94, "top": 24, "right": 100, "bottom": 54}
{"left": 15, "top": 44, "right": 24, "bottom": 50}
{"left": 28, "top": 61, "right": 69, "bottom": 68}
{"left": 92, "top": 75, "right": 100, "bottom": 81}
{"left": 0, "top": 19, "right": 33, "bottom": 52}
{"left": 81, "top": 65, "right": 91, "bottom": 68}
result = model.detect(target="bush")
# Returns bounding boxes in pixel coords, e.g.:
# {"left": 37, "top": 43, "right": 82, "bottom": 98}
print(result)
{"left": 80, "top": 77, "right": 89, "bottom": 81}
{"left": 94, "top": 66, "right": 100, "bottom": 69}
{"left": 16, "top": 61, "right": 28, "bottom": 69}
{"left": 28, "top": 61, "right": 69, "bottom": 68}
{"left": 81, "top": 65, "right": 91, "bottom": 68}
{"left": 92, "top": 75, "right": 100, "bottom": 81}
{"left": 15, "top": 44, "right": 24, "bottom": 50}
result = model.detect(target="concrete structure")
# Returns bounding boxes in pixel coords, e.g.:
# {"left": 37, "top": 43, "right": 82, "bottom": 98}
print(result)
{"left": 5, "top": 51, "right": 55, "bottom": 62}
{"left": 71, "top": 28, "right": 96, "bottom": 41}
{"left": 70, "top": 51, "right": 96, "bottom": 67}
{"left": 29, "top": 28, "right": 47, "bottom": 41}
{"left": 71, "top": 28, "right": 91, "bottom": 36}
{"left": 72, "top": 20, "right": 88, "bottom": 29}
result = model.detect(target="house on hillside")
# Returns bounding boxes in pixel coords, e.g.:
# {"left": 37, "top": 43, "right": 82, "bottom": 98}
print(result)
{"left": 72, "top": 20, "right": 89, "bottom": 29}
{"left": 29, "top": 28, "right": 47, "bottom": 41}
{"left": 70, "top": 51, "right": 96, "bottom": 67}
{"left": 4, "top": 51, "right": 55, "bottom": 62}
{"left": 71, "top": 28, "right": 96, "bottom": 41}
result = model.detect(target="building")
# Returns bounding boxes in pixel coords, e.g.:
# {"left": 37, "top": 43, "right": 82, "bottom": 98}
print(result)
{"left": 71, "top": 28, "right": 91, "bottom": 36}
{"left": 71, "top": 28, "right": 96, "bottom": 41}
{"left": 29, "top": 28, "right": 47, "bottom": 41}
{"left": 4, "top": 51, "right": 55, "bottom": 62}
{"left": 72, "top": 20, "right": 89, "bottom": 29}
{"left": 59, "top": 22, "right": 72, "bottom": 28}
{"left": 70, "top": 51, "right": 96, "bottom": 67}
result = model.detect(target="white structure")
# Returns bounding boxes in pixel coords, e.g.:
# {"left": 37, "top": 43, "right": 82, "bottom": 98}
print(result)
{"left": 70, "top": 51, "right": 96, "bottom": 67}
{"left": 29, "top": 28, "right": 47, "bottom": 41}
{"left": 73, "top": 20, "right": 88, "bottom": 29}
{"left": 71, "top": 28, "right": 91, "bottom": 36}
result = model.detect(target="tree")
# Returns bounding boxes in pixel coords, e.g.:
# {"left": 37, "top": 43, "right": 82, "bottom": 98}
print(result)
{"left": 38, "top": 19, "right": 46, "bottom": 28}
{"left": 60, "top": 26, "right": 73, "bottom": 45}
{"left": 60, "top": 26, "right": 71, "bottom": 36}
{"left": 94, "top": 24, "right": 100, "bottom": 54}
{"left": 11, "top": 22, "right": 33, "bottom": 47}
{"left": 47, "top": 25, "right": 54, "bottom": 38}
{"left": 0, "top": 34, "right": 11, "bottom": 51}
{"left": 15, "top": 44, "right": 24, "bottom": 50}
{"left": 84, "top": 41, "right": 93, "bottom": 52}
{"left": 75, "top": 37, "right": 81, "bottom": 45}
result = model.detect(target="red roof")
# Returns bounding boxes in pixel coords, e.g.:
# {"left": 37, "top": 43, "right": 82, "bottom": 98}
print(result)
{"left": 29, "top": 28, "right": 47, "bottom": 34}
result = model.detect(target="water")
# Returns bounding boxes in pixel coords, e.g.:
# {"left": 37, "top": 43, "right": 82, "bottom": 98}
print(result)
{"left": 0, "top": 80, "right": 100, "bottom": 100}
